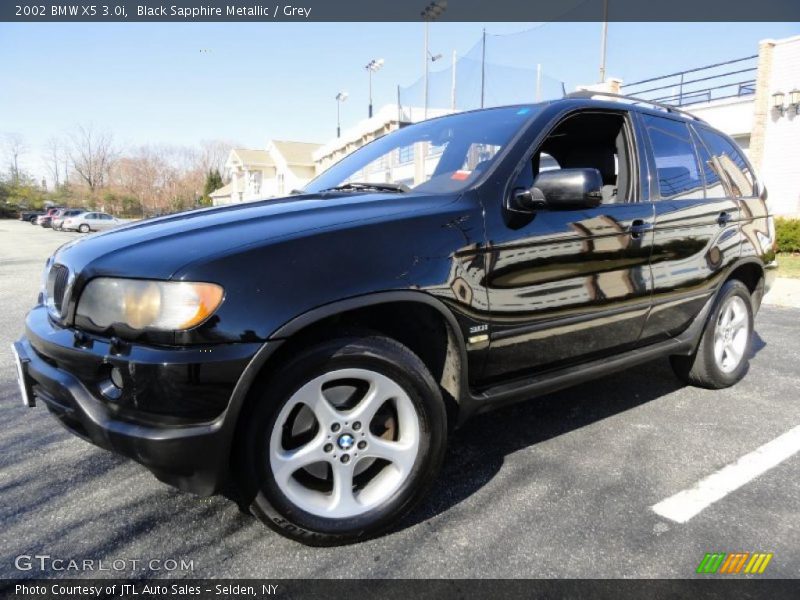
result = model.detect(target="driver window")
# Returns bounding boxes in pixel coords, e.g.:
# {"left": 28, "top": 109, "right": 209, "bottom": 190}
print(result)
{"left": 514, "top": 112, "right": 632, "bottom": 204}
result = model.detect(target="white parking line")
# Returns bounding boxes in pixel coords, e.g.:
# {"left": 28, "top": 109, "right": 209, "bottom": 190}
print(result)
{"left": 652, "top": 424, "right": 800, "bottom": 523}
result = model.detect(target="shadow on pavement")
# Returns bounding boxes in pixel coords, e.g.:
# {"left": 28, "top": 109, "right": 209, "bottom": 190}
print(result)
{"left": 401, "top": 332, "right": 768, "bottom": 531}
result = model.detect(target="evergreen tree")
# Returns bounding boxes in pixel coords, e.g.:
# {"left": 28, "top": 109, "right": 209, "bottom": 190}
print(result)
{"left": 201, "top": 169, "right": 224, "bottom": 206}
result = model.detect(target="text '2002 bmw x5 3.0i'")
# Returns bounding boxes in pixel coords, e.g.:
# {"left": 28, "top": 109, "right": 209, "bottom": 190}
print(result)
{"left": 13, "top": 93, "right": 776, "bottom": 545}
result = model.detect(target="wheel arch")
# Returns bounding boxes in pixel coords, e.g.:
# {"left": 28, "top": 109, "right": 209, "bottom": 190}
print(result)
{"left": 220, "top": 291, "right": 469, "bottom": 483}
{"left": 270, "top": 291, "right": 468, "bottom": 411}
{"left": 722, "top": 258, "right": 766, "bottom": 313}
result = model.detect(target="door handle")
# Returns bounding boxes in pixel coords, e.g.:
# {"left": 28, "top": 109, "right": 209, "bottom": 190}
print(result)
{"left": 629, "top": 219, "right": 653, "bottom": 238}
{"left": 717, "top": 211, "right": 733, "bottom": 226}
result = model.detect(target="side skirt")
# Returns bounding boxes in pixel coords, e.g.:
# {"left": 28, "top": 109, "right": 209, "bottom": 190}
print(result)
{"left": 460, "top": 294, "right": 715, "bottom": 420}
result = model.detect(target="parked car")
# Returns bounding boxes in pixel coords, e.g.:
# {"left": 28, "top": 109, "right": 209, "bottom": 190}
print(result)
{"left": 13, "top": 94, "right": 776, "bottom": 545}
{"left": 43, "top": 208, "right": 66, "bottom": 228}
{"left": 62, "top": 212, "right": 122, "bottom": 233}
{"left": 51, "top": 209, "right": 86, "bottom": 231}
{"left": 36, "top": 207, "right": 64, "bottom": 228}
{"left": 19, "top": 210, "right": 44, "bottom": 224}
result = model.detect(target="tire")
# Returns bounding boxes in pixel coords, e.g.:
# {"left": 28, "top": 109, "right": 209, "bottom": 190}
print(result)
{"left": 79, "top": 224, "right": 90, "bottom": 233}
{"left": 29, "top": 217, "right": 37, "bottom": 224}
{"left": 670, "top": 280, "right": 753, "bottom": 389}
{"left": 237, "top": 334, "right": 447, "bottom": 545}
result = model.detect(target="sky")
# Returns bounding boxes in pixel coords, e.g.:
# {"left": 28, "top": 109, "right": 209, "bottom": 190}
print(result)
{"left": 1, "top": 21, "right": 799, "bottom": 180}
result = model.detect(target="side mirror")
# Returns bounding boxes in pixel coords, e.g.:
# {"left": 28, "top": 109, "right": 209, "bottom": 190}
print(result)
{"left": 511, "top": 168, "right": 604, "bottom": 213}
{"left": 534, "top": 168, "right": 604, "bottom": 209}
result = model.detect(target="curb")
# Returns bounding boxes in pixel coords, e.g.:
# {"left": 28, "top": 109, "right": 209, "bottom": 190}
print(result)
{"left": 763, "top": 277, "right": 800, "bottom": 309}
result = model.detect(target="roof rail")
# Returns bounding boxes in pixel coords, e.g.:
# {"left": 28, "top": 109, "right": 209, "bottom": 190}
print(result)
{"left": 565, "top": 90, "right": 706, "bottom": 122}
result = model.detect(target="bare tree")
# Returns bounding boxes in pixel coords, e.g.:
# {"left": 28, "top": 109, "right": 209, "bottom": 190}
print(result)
{"left": 197, "top": 139, "right": 234, "bottom": 178}
{"left": 69, "top": 124, "right": 115, "bottom": 191}
{"left": 2, "top": 132, "right": 27, "bottom": 183}
{"left": 43, "top": 136, "right": 64, "bottom": 189}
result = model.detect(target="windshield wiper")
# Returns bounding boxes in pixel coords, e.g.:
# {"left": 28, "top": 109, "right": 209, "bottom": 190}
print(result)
{"left": 319, "top": 182, "right": 409, "bottom": 193}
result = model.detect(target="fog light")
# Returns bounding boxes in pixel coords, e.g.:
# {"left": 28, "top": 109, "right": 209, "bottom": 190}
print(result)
{"left": 99, "top": 367, "right": 125, "bottom": 402}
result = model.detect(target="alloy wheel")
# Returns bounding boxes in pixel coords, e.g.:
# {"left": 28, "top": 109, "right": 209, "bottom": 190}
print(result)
{"left": 713, "top": 295, "right": 749, "bottom": 373}
{"left": 268, "top": 368, "right": 421, "bottom": 519}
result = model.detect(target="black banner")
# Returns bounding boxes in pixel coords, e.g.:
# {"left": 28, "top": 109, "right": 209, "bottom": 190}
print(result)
{"left": 2, "top": 0, "right": 800, "bottom": 22}
{"left": 2, "top": 579, "right": 800, "bottom": 600}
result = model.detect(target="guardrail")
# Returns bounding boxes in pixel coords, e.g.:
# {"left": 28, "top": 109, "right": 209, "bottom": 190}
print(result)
{"left": 621, "top": 56, "right": 758, "bottom": 108}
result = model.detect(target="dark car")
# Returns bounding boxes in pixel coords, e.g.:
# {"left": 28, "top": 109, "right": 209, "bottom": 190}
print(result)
{"left": 20, "top": 210, "right": 45, "bottom": 224}
{"left": 12, "top": 94, "right": 776, "bottom": 545}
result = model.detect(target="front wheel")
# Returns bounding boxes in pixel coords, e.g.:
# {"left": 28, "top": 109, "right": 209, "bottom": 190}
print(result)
{"left": 238, "top": 335, "right": 447, "bottom": 545}
{"left": 670, "top": 280, "right": 754, "bottom": 389}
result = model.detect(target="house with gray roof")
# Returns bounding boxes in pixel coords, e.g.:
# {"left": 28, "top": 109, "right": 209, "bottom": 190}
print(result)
{"left": 211, "top": 140, "right": 321, "bottom": 205}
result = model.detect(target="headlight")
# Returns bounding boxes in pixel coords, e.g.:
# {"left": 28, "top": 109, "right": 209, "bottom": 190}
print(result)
{"left": 76, "top": 278, "right": 224, "bottom": 331}
{"left": 40, "top": 257, "right": 54, "bottom": 297}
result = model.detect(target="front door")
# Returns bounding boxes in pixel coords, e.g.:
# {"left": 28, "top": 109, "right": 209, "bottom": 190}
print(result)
{"left": 481, "top": 110, "right": 655, "bottom": 383}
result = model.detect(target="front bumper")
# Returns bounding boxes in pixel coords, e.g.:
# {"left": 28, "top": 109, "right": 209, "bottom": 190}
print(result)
{"left": 15, "top": 306, "right": 270, "bottom": 495}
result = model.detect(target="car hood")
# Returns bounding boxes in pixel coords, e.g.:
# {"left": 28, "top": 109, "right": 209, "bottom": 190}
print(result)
{"left": 54, "top": 192, "right": 453, "bottom": 280}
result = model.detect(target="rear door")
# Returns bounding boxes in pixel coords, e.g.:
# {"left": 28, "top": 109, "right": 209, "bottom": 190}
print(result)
{"left": 93, "top": 214, "right": 109, "bottom": 230}
{"left": 693, "top": 125, "right": 768, "bottom": 273}
{"left": 638, "top": 113, "right": 740, "bottom": 343}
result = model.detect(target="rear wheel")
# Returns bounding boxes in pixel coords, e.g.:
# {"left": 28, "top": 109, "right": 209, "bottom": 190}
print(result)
{"left": 670, "top": 280, "right": 753, "bottom": 389}
{"left": 238, "top": 335, "right": 447, "bottom": 545}
{"left": 79, "top": 224, "right": 90, "bottom": 233}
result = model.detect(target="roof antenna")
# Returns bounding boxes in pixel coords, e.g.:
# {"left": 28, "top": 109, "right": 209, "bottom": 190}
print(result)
{"left": 561, "top": 82, "right": 567, "bottom": 97}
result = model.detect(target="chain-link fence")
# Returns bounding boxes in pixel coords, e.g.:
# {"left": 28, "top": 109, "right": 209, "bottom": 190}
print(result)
{"left": 398, "top": 25, "right": 566, "bottom": 116}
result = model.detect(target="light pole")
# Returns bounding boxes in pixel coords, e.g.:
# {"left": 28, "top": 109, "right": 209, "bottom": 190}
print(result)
{"left": 421, "top": 0, "right": 447, "bottom": 119}
{"left": 365, "top": 58, "right": 384, "bottom": 118}
{"left": 599, "top": 0, "right": 609, "bottom": 83}
{"left": 335, "top": 91, "right": 348, "bottom": 138}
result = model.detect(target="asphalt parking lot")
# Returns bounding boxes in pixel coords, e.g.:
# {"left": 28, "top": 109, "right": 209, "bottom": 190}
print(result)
{"left": 0, "top": 219, "right": 798, "bottom": 579}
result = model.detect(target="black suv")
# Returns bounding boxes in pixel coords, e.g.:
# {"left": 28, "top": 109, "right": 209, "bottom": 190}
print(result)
{"left": 13, "top": 95, "right": 776, "bottom": 545}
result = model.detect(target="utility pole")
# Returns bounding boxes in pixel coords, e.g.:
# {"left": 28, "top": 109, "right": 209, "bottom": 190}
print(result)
{"left": 396, "top": 84, "right": 401, "bottom": 123}
{"left": 451, "top": 50, "right": 457, "bottom": 110}
{"left": 423, "top": 20, "right": 429, "bottom": 119}
{"left": 599, "top": 0, "right": 609, "bottom": 83}
{"left": 421, "top": 0, "right": 447, "bottom": 120}
{"left": 480, "top": 28, "right": 486, "bottom": 108}
{"left": 536, "top": 63, "right": 542, "bottom": 101}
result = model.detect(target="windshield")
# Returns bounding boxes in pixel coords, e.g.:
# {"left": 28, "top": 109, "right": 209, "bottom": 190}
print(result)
{"left": 304, "top": 106, "right": 540, "bottom": 195}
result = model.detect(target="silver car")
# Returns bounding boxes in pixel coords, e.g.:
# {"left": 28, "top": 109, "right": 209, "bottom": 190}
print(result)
{"left": 51, "top": 209, "right": 86, "bottom": 231}
{"left": 62, "top": 212, "right": 122, "bottom": 233}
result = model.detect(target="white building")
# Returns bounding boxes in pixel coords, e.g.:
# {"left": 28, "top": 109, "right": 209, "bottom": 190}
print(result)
{"left": 211, "top": 140, "right": 321, "bottom": 206}
{"left": 620, "top": 34, "right": 800, "bottom": 216}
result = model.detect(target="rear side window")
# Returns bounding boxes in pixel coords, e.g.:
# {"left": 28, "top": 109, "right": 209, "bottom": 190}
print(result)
{"left": 696, "top": 127, "right": 755, "bottom": 198}
{"left": 691, "top": 130, "right": 727, "bottom": 199}
{"left": 643, "top": 114, "right": 703, "bottom": 200}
